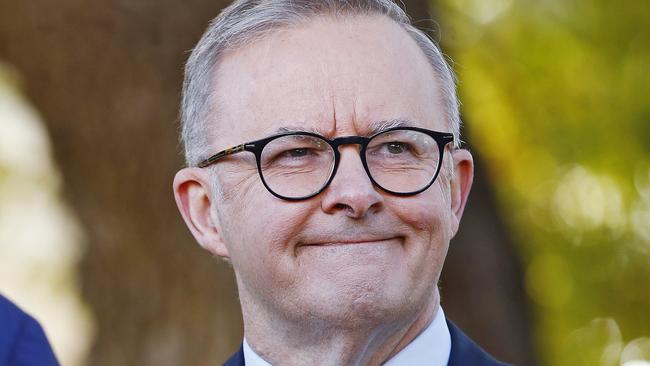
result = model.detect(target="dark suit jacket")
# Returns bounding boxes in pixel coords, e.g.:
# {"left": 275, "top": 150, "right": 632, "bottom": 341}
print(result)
{"left": 0, "top": 294, "right": 59, "bottom": 366}
{"left": 223, "top": 320, "right": 508, "bottom": 366}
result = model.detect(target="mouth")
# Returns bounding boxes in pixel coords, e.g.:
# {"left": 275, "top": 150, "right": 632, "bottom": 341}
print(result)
{"left": 298, "top": 237, "right": 402, "bottom": 247}
{"left": 293, "top": 237, "right": 405, "bottom": 261}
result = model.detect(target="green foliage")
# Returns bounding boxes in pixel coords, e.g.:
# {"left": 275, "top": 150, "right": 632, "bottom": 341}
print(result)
{"left": 437, "top": 0, "right": 650, "bottom": 364}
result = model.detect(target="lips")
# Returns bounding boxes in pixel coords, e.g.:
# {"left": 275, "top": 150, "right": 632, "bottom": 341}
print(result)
{"left": 301, "top": 237, "right": 399, "bottom": 247}
{"left": 296, "top": 235, "right": 406, "bottom": 252}
{"left": 295, "top": 224, "right": 405, "bottom": 251}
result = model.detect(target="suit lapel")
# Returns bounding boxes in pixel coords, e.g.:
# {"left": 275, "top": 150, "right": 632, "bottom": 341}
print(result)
{"left": 223, "top": 344, "right": 245, "bottom": 366}
{"left": 447, "top": 320, "right": 509, "bottom": 366}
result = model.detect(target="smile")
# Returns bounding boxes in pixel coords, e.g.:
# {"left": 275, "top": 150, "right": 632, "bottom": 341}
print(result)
{"left": 300, "top": 237, "right": 402, "bottom": 247}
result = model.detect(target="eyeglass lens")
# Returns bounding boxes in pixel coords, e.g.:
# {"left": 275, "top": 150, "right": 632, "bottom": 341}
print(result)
{"left": 366, "top": 129, "right": 439, "bottom": 193}
{"left": 259, "top": 130, "right": 441, "bottom": 199}
{"left": 260, "top": 135, "right": 336, "bottom": 198}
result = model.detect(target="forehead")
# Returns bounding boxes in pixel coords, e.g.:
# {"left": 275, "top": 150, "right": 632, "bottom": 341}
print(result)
{"left": 211, "top": 15, "right": 444, "bottom": 145}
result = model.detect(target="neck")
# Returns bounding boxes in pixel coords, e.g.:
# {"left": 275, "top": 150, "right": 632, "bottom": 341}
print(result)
{"left": 241, "top": 288, "right": 440, "bottom": 366}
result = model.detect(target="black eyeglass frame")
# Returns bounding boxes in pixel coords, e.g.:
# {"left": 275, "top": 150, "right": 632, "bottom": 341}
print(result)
{"left": 197, "top": 126, "right": 455, "bottom": 201}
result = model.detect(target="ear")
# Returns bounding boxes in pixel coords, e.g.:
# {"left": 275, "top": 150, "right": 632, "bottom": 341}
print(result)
{"left": 173, "top": 167, "right": 230, "bottom": 258}
{"left": 448, "top": 149, "right": 474, "bottom": 238}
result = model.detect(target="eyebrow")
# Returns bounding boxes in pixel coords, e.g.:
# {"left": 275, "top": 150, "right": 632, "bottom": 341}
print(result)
{"left": 272, "top": 125, "right": 322, "bottom": 135}
{"left": 271, "top": 118, "right": 416, "bottom": 138}
{"left": 366, "top": 118, "right": 414, "bottom": 135}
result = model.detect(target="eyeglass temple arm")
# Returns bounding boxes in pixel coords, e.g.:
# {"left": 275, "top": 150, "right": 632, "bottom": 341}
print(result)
{"left": 197, "top": 143, "right": 249, "bottom": 168}
{"left": 441, "top": 134, "right": 456, "bottom": 148}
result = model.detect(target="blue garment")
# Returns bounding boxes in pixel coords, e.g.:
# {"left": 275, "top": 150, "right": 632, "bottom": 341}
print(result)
{"left": 446, "top": 321, "right": 508, "bottom": 366}
{"left": 0, "top": 294, "right": 59, "bottom": 366}
{"left": 223, "top": 320, "right": 508, "bottom": 366}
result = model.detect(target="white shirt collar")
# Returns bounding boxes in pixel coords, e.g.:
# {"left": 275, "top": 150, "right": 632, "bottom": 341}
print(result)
{"left": 243, "top": 337, "right": 271, "bottom": 366}
{"left": 384, "top": 307, "right": 451, "bottom": 366}
{"left": 243, "top": 307, "right": 451, "bottom": 366}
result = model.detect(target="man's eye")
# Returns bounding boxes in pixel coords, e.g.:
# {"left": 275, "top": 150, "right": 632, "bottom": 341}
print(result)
{"left": 385, "top": 142, "right": 411, "bottom": 154}
{"left": 283, "top": 148, "right": 311, "bottom": 158}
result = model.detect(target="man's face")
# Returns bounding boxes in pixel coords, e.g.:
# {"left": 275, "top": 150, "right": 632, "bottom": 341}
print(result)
{"left": 194, "top": 16, "right": 470, "bottom": 326}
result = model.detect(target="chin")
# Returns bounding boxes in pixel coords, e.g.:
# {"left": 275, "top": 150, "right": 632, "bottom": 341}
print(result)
{"left": 301, "top": 276, "right": 424, "bottom": 329}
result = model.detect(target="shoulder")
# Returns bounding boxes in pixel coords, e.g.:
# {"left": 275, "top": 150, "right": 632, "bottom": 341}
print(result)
{"left": 0, "top": 294, "right": 59, "bottom": 366}
{"left": 447, "top": 320, "right": 510, "bottom": 366}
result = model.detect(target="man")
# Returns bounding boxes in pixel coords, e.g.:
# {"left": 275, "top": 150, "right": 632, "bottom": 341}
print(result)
{"left": 0, "top": 294, "right": 59, "bottom": 366}
{"left": 173, "top": 0, "right": 507, "bottom": 365}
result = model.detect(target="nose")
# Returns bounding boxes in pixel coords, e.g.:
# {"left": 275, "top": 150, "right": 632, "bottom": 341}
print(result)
{"left": 320, "top": 146, "right": 384, "bottom": 218}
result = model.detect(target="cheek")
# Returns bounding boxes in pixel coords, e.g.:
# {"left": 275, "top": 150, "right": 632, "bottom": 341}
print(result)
{"left": 391, "top": 183, "right": 453, "bottom": 255}
{"left": 225, "top": 203, "right": 319, "bottom": 300}
{"left": 397, "top": 191, "right": 448, "bottom": 231}
{"left": 215, "top": 173, "right": 318, "bottom": 279}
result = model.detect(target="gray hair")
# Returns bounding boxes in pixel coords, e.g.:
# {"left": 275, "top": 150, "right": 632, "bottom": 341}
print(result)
{"left": 180, "top": 0, "right": 461, "bottom": 167}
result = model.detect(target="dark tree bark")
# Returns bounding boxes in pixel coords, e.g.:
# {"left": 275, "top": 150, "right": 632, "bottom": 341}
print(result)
{"left": 0, "top": 0, "right": 535, "bottom": 365}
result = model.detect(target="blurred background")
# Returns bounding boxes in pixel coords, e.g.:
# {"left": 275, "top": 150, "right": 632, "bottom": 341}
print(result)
{"left": 0, "top": 0, "right": 647, "bottom": 365}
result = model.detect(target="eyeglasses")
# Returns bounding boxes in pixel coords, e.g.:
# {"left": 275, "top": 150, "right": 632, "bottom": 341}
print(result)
{"left": 198, "top": 127, "right": 454, "bottom": 201}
